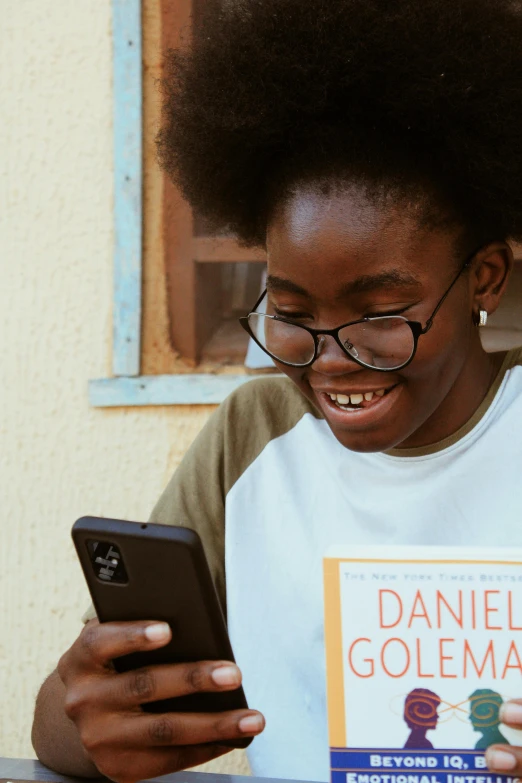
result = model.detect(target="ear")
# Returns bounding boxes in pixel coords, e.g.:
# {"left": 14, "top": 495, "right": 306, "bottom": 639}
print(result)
{"left": 471, "top": 242, "right": 514, "bottom": 320}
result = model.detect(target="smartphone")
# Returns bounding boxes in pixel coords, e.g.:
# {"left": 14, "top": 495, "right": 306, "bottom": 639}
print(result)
{"left": 72, "top": 516, "right": 252, "bottom": 748}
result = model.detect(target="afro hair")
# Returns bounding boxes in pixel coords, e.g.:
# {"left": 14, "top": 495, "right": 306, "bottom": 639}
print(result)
{"left": 157, "top": 0, "right": 522, "bottom": 248}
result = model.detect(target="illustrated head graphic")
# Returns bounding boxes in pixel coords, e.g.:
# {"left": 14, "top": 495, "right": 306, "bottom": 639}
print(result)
{"left": 403, "top": 688, "right": 441, "bottom": 749}
{"left": 468, "top": 689, "right": 509, "bottom": 750}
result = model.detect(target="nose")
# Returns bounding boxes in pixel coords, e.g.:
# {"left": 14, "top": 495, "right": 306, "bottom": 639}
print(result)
{"left": 312, "top": 333, "right": 361, "bottom": 375}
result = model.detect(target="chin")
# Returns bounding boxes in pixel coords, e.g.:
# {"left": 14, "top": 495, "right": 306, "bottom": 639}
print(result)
{"left": 303, "top": 381, "right": 413, "bottom": 452}
{"left": 328, "top": 423, "right": 403, "bottom": 453}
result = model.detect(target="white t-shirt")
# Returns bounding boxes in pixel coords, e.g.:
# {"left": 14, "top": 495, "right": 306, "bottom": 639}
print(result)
{"left": 150, "top": 347, "right": 522, "bottom": 782}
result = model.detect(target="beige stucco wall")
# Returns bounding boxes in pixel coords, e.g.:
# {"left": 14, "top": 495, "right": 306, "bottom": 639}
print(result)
{"left": 0, "top": 0, "right": 248, "bottom": 773}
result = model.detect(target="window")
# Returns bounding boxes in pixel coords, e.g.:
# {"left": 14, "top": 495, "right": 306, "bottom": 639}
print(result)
{"left": 90, "top": 0, "right": 275, "bottom": 407}
{"left": 164, "top": 211, "right": 268, "bottom": 367}
{"left": 162, "top": 0, "right": 273, "bottom": 369}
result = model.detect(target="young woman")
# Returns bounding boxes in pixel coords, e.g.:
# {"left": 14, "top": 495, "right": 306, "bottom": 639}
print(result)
{"left": 32, "top": 1, "right": 522, "bottom": 781}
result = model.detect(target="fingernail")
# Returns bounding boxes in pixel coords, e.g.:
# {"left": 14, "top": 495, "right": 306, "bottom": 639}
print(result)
{"left": 144, "top": 623, "right": 170, "bottom": 642}
{"left": 211, "top": 665, "right": 241, "bottom": 687}
{"left": 485, "top": 750, "right": 517, "bottom": 771}
{"left": 500, "top": 702, "right": 522, "bottom": 725}
{"left": 238, "top": 714, "right": 264, "bottom": 734}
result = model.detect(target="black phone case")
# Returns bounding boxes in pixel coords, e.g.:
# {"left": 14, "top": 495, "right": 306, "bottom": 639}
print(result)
{"left": 72, "top": 516, "right": 252, "bottom": 748}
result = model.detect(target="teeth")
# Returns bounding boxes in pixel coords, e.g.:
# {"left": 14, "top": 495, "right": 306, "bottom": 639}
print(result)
{"left": 328, "top": 389, "right": 387, "bottom": 405}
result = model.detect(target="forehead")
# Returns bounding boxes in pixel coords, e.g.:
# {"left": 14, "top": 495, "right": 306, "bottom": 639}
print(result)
{"left": 266, "top": 184, "right": 458, "bottom": 288}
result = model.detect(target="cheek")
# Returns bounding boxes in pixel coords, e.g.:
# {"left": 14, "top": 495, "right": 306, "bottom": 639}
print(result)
{"left": 402, "top": 300, "right": 473, "bottom": 387}
{"left": 273, "top": 360, "right": 316, "bottom": 398}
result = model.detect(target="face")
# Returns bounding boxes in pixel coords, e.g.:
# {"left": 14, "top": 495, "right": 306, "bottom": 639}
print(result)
{"left": 265, "top": 184, "right": 487, "bottom": 453}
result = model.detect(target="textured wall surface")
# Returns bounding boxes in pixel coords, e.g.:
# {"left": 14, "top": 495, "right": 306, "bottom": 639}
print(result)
{"left": 0, "top": 1, "right": 251, "bottom": 773}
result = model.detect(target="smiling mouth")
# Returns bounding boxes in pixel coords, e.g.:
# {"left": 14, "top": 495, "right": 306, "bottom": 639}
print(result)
{"left": 326, "top": 388, "right": 394, "bottom": 411}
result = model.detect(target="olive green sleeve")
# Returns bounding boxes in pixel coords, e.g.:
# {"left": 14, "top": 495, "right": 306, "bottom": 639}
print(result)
{"left": 149, "top": 376, "right": 319, "bottom": 612}
{"left": 148, "top": 403, "right": 229, "bottom": 611}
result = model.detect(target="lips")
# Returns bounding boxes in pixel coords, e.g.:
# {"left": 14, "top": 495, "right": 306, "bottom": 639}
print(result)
{"left": 313, "top": 384, "right": 402, "bottom": 428}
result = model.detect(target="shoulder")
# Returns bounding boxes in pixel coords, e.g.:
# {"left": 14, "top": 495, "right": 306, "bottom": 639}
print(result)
{"left": 219, "top": 375, "right": 320, "bottom": 431}
{"left": 150, "top": 376, "right": 320, "bottom": 519}
{"left": 212, "top": 375, "right": 322, "bottom": 490}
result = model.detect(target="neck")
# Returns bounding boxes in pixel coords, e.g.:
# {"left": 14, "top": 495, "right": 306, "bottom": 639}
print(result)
{"left": 409, "top": 727, "right": 428, "bottom": 739}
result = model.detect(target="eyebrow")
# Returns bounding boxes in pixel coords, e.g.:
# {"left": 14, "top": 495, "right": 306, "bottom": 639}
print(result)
{"left": 266, "top": 275, "right": 309, "bottom": 296}
{"left": 266, "top": 270, "right": 421, "bottom": 299}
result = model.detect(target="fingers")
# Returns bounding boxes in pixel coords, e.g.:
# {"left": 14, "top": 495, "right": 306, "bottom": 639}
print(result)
{"left": 485, "top": 701, "right": 522, "bottom": 775}
{"left": 59, "top": 620, "right": 172, "bottom": 679}
{"left": 56, "top": 619, "right": 263, "bottom": 783}
{"left": 99, "top": 660, "right": 242, "bottom": 710}
{"left": 95, "top": 708, "right": 265, "bottom": 749}
{"left": 499, "top": 700, "right": 522, "bottom": 728}
{"left": 485, "top": 745, "right": 522, "bottom": 775}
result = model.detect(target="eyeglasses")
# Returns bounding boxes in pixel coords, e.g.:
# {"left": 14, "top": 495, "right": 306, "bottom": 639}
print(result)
{"left": 239, "top": 250, "right": 476, "bottom": 372}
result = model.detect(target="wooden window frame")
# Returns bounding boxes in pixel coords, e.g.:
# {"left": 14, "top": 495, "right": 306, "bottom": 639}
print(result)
{"left": 90, "top": 0, "right": 269, "bottom": 407}
{"left": 162, "top": 0, "right": 267, "bottom": 366}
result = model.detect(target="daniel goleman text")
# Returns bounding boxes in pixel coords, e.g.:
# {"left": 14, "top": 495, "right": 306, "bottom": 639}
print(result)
{"left": 347, "top": 590, "right": 522, "bottom": 679}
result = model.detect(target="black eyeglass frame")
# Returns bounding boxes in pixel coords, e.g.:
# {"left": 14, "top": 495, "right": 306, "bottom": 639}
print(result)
{"left": 239, "top": 249, "right": 477, "bottom": 372}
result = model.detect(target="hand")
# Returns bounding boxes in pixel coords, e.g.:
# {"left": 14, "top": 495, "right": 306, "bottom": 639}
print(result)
{"left": 485, "top": 700, "right": 522, "bottom": 775}
{"left": 57, "top": 619, "right": 264, "bottom": 783}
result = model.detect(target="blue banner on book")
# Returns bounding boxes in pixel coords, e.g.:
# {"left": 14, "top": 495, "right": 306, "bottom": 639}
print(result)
{"left": 329, "top": 748, "right": 516, "bottom": 783}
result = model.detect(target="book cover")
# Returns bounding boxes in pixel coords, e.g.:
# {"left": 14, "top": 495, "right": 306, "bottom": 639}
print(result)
{"left": 323, "top": 546, "right": 522, "bottom": 783}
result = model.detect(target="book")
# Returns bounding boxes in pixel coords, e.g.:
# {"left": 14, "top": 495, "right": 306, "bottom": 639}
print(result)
{"left": 323, "top": 546, "right": 522, "bottom": 783}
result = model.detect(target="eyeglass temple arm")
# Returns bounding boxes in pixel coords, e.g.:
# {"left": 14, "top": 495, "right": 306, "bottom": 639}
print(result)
{"left": 421, "top": 255, "right": 475, "bottom": 334}
{"left": 251, "top": 289, "right": 268, "bottom": 312}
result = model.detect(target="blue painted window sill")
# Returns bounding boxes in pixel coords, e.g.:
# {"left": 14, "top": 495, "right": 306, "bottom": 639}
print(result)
{"left": 89, "top": 374, "right": 266, "bottom": 407}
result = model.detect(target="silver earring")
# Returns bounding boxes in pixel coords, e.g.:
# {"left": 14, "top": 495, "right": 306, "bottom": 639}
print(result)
{"left": 478, "top": 309, "right": 488, "bottom": 327}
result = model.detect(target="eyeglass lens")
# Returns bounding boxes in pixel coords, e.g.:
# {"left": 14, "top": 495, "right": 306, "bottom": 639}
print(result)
{"left": 247, "top": 313, "right": 415, "bottom": 369}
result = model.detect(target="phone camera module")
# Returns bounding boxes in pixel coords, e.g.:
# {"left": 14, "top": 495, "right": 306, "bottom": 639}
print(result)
{"left": 87, "top": 540, "right": 129, "bottom": 584}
